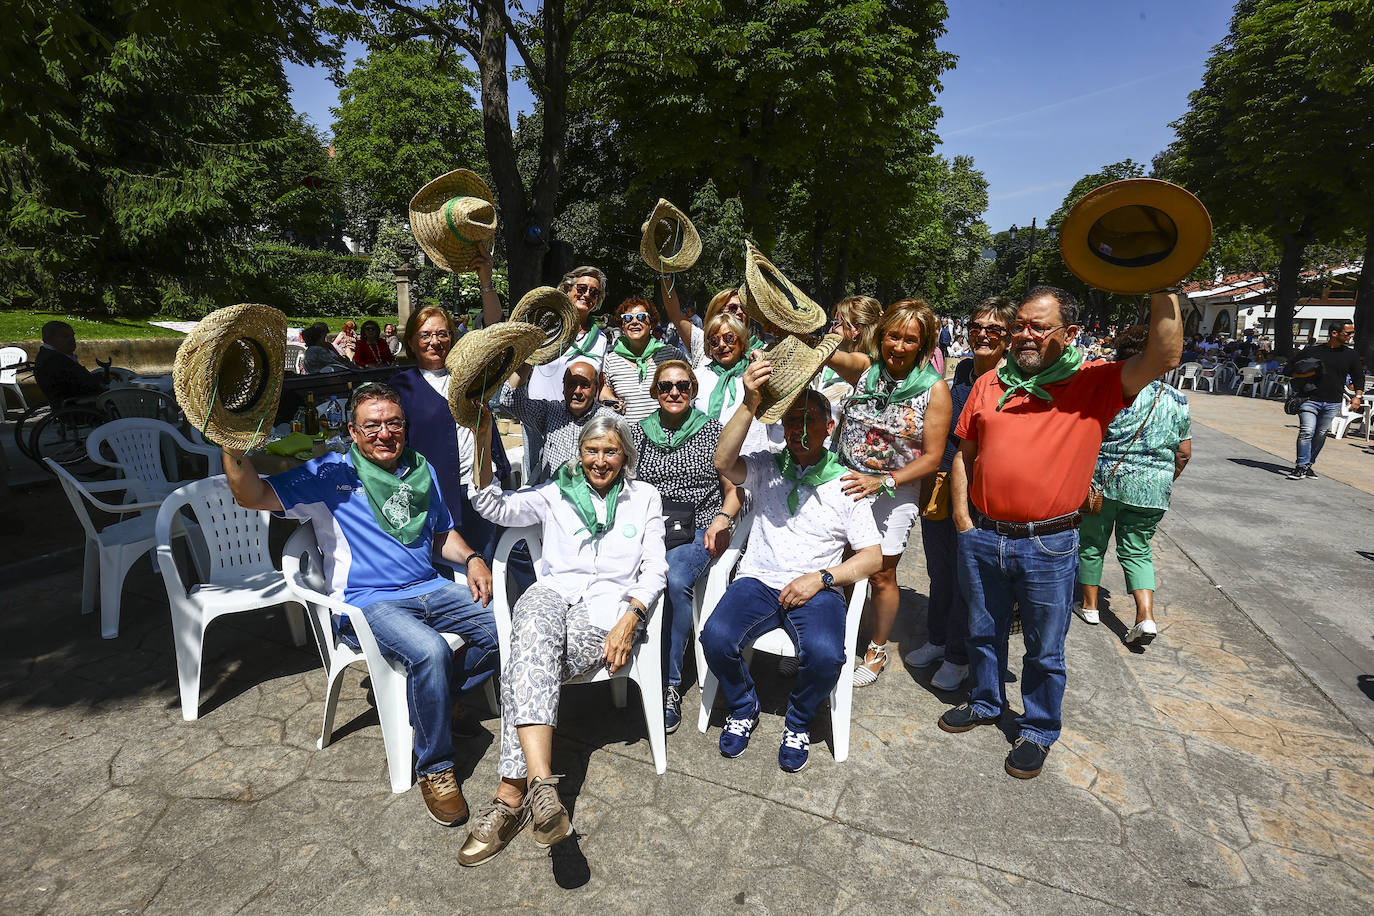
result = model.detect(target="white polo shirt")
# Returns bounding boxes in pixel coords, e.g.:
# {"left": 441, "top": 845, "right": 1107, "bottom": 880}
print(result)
{"left": 528, "top": 326, "right": 609, "bottom": 402}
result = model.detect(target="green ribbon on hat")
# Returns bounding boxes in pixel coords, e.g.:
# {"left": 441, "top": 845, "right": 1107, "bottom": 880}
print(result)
{"left": 442, "top": 198, "right": 480, "bottom": 245}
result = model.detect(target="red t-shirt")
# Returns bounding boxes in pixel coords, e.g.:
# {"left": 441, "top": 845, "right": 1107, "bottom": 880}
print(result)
{"left": 955, "top": 361, "right": 1129, "bottom": 523}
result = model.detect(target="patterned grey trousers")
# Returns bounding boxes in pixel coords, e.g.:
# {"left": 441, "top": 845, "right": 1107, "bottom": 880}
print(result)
{"left": 499, "top": 585, "right": 610, "bottom": 778}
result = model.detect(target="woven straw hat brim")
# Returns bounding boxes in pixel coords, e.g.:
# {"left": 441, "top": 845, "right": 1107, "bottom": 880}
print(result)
{"left": 510, "top": 286, "right": 579, "bottom": 366}
{"left": 445, "top": 322, "right": 546, "bottom": 428}
{"left": 410, "top": 169, "right": 498, "bottom": 273}
{"left": 743, "top": 242, "right": 826, "bottom": 334}
{"left": 173, "top": 304, "right": 286, "bottom": 451}
{"left": 756, "top": 333, "right": 843, "bottom": 424}
{"left": 639, "top": 198, "right": 702, "bottom": 274}
{"left": 1058, "top": 178, "right": 1212, "bottom": 296}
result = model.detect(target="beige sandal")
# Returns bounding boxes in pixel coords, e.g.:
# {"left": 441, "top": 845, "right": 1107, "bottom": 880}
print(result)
{"left": 852, "top": 641, "right": 889, "bottom": 687}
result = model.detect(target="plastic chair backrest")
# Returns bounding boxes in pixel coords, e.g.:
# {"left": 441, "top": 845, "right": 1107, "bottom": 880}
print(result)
{"left": 157, "top": 477, "right": 276, "bottom": 591}
{"left": 1178, "top": 362, "right": 1200, "bottom": 378}
{"left": 0, "top": 346, "right": 26, "bottom": 382}
{"left": 285, "top": 344, "right": 306, "bottom": 374}
{"left": 88, "top": 418, "right": 177, "bottom": 500}
{"left": 98, "top": 387, "right": 178, "bottom": 421}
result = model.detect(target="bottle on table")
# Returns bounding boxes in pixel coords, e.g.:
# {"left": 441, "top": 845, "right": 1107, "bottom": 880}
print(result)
{"left": 304, "top": 393, "right": 320, "bottom": 437}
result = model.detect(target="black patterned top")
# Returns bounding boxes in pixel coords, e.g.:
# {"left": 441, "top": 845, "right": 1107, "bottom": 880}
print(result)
{"left": 630, "top": 416, "right": 725, "bottom": 531}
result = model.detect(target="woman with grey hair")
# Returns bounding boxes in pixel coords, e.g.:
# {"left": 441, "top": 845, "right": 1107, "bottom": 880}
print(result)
{"left": 460, "top": 408, "right": 667, "bottom": 866}
{"left": 527, "top": 266, "right": 612, "bottom": 401}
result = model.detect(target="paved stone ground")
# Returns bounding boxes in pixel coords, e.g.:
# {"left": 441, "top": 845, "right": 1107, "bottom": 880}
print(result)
{"left": 3, "top": 409, "right": 1373, "bottom": 913}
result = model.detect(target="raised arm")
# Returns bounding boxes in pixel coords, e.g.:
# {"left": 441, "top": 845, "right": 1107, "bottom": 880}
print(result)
{"left": 1120, "top": 290, "right": 1183, "bottom": 401}
{"left": 469, "top": 244, "right": 504, "bottom": 328}
{"left": 658, "top": 276, "right": 696, "bottom": 352}
{"left": 715, "top": 359, "right": 770, "bottom": 485}
{"left": 826, "top": 349, "right": 873, "bottom": 385}
{"left": 221, "top": 448, "right": 283, "bottom": 512}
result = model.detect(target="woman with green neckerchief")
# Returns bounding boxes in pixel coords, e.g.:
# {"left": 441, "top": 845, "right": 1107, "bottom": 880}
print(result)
{"left": 600, "top": 296, "right": 686, "bottom": 421}
{"left": 463, "top": 410, "right": 666, "bottom": 866}
{"left": 829, "top": 299, "right": 952, "bottom": 687}
{"left": 630, "top": 360, "right": 743, "bottom": 734}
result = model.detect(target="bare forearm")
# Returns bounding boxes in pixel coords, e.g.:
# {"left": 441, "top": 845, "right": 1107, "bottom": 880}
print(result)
{"left": 1123, "top": 291, "right": 1184, "bottom": 398}
{"left": 436, "top": 528, "right": 478, "bottom": 564}
{"left": 828, "top": 350, "right": 872, "bottom": 385}
{"left": 951, "top": 443, "right": 975, "bottom": 528}
{"left": 829, "top": 545, "right": 882, "bottom": 586}
{"left": 221, "top": 449, "right": 281, "bottom": 511}
{"left": 714, "top": 402, "right": 753, "bottom": 483}
{"left": 660, "top": 277, "right": 693, "bottom": 350}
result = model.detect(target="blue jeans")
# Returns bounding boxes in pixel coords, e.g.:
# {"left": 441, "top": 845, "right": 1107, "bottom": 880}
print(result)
{"left": 700, "top": 576, "right": 848, "bottom": 732}
{"left": 664, "top": 528, "right": 714, "bottom": 689}
{"left": 1296, "top": 399, "right": 1342, "bottom": 467}
{"left": 920, "top": 515, "right": 969, "bottom": 665}
{"left": 339, "top": 582, "right": 499, "bottom": 776}
{"left": 958, "top": 525, "right": 1079, "bottom": 747}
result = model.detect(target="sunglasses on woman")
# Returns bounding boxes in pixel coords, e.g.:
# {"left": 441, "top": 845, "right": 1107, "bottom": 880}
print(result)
{"left": 656, "top": 380, "right": 693, "bottom": 395}
{"left": 620, "top": 311, "right": 651, "bottom": 324}
{"left": 709, "top": 333, "right": 739, "bottom": 348}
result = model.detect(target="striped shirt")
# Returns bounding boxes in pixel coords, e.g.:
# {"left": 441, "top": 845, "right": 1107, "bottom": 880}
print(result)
{"left": 602, "top": 339, "right": 686, "bottom": 422}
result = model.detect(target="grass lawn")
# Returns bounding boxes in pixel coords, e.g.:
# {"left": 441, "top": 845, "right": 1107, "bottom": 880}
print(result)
{"left": 0, "top": 310, "right": 403, "bottom": 342}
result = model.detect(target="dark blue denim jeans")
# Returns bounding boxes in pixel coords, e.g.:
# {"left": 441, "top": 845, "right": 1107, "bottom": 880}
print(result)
{"left": 920, "top": 515, "right": 969, "bottom": 665}
{"left": 664, "top": 528, "right": 714, "bottom": 689}
{"left": 700, "top": 576, "right": 848, "bottom": 732}
{"left": 957, "top": 525, "right": 1079, "bottom": 747}
{"left": 340, "top": 582, "right": 499, "bottom": 776}
{"left": 1296, "top": 399, "right": 1342, "bottom": 467}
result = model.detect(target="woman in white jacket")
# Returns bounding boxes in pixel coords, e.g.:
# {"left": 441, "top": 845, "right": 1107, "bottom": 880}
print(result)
{"left": 458, "top": 410, "right": 667, "bottom": 866}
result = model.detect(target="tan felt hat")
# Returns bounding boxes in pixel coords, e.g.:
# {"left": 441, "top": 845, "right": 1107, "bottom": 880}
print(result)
{"left": 1058, "top": 179, "right": 1212, "bottom": 296}
{"left": 509, "top": 286, "right": 579, "bottom": 366}
{"left": 639, "top": 198, "right": 702, "bottom": 274}
{"left": 445, "top": 322, "right": 545, "bottom": 429}
{"left": 756, "top": 332, "right": 843, "bottom": 424}
{"left": 409, "top": 169, "right": 498, "bottom": 273}
{"left": 173, "top": 304, "right": 286, "bottom": 451}
{"left": 742, "top": 241, "right": 826, "bottom": 335}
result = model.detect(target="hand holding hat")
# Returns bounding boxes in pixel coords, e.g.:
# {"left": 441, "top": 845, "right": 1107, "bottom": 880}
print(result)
{"left": 410, "top": 169, "right": 498, "bottom": 274}
{"left": 173, "top": 304, "right": 286, "bottom": 452}
{"left": 640, "top": 199, "right": 701, "bottom": 274}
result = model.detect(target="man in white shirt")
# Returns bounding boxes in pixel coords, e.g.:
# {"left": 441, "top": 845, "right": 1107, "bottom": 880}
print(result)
{"left": 706, "top": 363, "right": 882, "bottom": 772}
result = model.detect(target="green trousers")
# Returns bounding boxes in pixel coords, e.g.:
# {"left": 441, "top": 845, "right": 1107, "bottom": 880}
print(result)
{"left": 1077, "top": 497, "right": 1166, "bottom": 592}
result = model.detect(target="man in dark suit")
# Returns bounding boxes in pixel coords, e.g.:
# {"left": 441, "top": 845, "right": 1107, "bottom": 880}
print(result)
{"left": 34, "top": 321, "right": 105, "bottom": 407}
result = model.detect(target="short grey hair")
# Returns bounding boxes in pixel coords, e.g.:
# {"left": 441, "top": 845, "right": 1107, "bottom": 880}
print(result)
{"left": 559, "top": 266, "right": 608, "bottom": 302}
{"left": 572, "top": 413, "right": 638, "bottom": 477}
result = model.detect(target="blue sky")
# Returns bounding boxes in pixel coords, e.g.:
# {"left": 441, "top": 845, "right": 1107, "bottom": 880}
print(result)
{"left": 285, "top": 1, "right": 1235, "bottom": 233}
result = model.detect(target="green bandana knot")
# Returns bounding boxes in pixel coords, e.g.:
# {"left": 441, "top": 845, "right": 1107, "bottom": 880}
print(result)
{"left": 773, "top": 448, "right": 847, "bottom": 514}
{"left": 705, "top": 359, "right": 748, "bottom": 419}
{"left": 995, "top": 346, "right": 1083, "bottom": 410}
{"left": 613, "top": 334, "right": 665, "bottom": 382}
{"left": 349, "top": 445, "right": 433, "bottom": 545}
{"left": 848, "top": 361, "right": 942, "bottom": 411}
{"left": 552, "top": 462, "right": 623, "bottom": 539}
{"left": 640, "top": 408, "right": 709, "bottom": 451}
{"left": 568, "top": 325, "right": 601, "bottom": 360}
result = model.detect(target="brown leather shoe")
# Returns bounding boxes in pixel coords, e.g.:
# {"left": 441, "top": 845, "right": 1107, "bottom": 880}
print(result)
{"left": 457, "top": 798, "right": 529, "bottom": 867}
{"left": 419, "top": 767, "right": 468, "bottom": 826}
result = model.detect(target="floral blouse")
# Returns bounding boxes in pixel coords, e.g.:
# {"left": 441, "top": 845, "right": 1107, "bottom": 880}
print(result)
{"left": 834, "top": 377, "right": 932, "bottom": 475}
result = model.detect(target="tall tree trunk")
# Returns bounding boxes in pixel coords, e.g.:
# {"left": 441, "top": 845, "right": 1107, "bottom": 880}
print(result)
{"left": 831, "top": 229, "right": 850, "bottom": 304}
{"left": 527, "top": 0, "right": 568, "bottom": 292}
{"left": 1353, "top": 217, "right": 1374, "bottom": 371}
{"left": 1274, "top": 225, "right": 1309, "bottom": 355}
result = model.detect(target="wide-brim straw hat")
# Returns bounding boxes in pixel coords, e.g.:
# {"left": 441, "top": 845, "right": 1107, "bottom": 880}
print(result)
{"left": 409, "top": 169, "right": 498, "bottom": 273}
{"left": 639, "top": 198, "right": 702, "bottom": 274}
{"left": 510, "top": 286, "right": 578, "bottom": 366}
{"left": 445, "top": 322, "right": 546, "bottom": 429}
{"left": 756, "top": 332, "right": 843, "bottom": 424}
{"left": 173, "top": 304, "right": 286, "bottom": 451}
{"left": 742, "top": 241, "right": 826, "bottom": 335}
{"left": 1058, "top": 179, "right": 1212, "bottom": 296}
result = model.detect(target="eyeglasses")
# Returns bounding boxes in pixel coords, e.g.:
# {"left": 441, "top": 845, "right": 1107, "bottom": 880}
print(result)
{"left": 1010, "top": 321, "right": 1066, "bottom": 339}
{"left": 572, "top": 283, "right": 603, "bottom": 300}
{"left": 708, "top": 333, "right": 739, "bottom": 349}
{"left": 353, "top": 419, "right": 406, "bottom": 438}
{"left": 416, "top": 330, "right": 451, "bottom": 343}
{"left": 968, "top": 322, "right": 1008, "bottom": 336}
{"left": 621, "top": 311, "right": 651, "bottom": 324}
{"left": 656, "top": 380, "right": 693, "bottom": 395}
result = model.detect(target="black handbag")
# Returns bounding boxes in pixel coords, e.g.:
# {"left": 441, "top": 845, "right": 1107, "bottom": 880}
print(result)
{"left": 662, "top": 499, "right": 697, "bottom": 550}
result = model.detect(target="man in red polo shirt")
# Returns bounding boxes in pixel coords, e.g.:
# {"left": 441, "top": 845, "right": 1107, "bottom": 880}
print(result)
{"left": 939, "top": 285, "right": 1182, "bottom": 779}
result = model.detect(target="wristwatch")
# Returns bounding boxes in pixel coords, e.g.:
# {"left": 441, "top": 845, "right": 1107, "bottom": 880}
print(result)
{"left": 881, "top": 473, "right": 897, "bottom": 492}
{"left": 820, "top": 569, "right": 835, "bottom": 589}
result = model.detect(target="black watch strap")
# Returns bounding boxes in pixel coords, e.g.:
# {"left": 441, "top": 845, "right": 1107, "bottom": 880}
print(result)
{"left": 464, "top": 552, "right": 485, "bottom": 566}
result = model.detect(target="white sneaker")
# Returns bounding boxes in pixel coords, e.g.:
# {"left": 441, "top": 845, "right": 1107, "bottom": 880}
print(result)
{"left": 931, "top": 661, "right": 969, "bottom": 691}
{"left": 1126, "top": 619, "right": 1158, "bottom": 646}
{"left": 903, "top": 641, "right": 946, "bottom": 668}
{"left": 1073, "top": 602, "right": 1100, "bottom": 625}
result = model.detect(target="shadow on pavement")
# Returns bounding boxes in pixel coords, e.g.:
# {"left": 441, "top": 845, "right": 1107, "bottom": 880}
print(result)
{"left": 1227, "top": 456, "right": 1292, "bottom": 475}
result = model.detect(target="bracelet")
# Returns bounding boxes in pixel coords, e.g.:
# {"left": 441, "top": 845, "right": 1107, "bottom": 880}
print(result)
{"left": 629, "top": 602, "right": 648, "bottom": 624}
{"left": 464, "top": 552, "right": 485, "bottom": 566}
{"left": 480, "top": 283, "right": 497, "bottom": 293}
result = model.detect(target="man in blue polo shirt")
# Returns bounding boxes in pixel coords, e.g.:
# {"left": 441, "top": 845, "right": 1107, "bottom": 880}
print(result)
{"left": 222, "top": 382, "right": 497, "bottom": 828}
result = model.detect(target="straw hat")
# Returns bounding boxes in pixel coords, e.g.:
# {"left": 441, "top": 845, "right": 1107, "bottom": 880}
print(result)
{"left": 445, "top": 322, "right": 546, "bottom": 429}
{"left": 1058, "top": 179, "right": 1212, "bottom": 296}
{"left": 755, "top": 332, "right": 843, "bottom": 424}
{"left": 409, "top": 169, "right": 498, "bottom": 273}
{"left": 509, "top": 286, "right": 578, "bottom": 366}
{"left": 639, "top": 198, "right": 702, "bottom": 274}
{"left": 173, "top": 304, "right": 286, "bottom": 451}
{"left": 741, "top": 242, "right": 826, "bottom": 335}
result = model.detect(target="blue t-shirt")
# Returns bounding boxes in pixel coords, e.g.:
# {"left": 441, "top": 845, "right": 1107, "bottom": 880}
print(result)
{"left": 269, "top": 451, "right": 454, "bottom": 609}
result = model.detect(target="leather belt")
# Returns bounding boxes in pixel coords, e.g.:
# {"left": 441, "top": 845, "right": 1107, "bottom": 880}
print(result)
{"left": 972, "top": 510, "right": 1081, "bottom": 538}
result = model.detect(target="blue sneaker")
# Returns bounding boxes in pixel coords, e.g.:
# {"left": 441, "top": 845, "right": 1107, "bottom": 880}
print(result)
{"left": 664, "top": 685, "right": 682, "bottom": 735}
{"left": 718, "top": 711, "right": 758, "bottom": 758}
{"left": 778, "top": 727, "right": 810, "bottom": 773}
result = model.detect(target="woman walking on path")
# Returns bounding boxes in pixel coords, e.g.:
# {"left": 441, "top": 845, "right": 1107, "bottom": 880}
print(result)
{"left": 1075, "top": 324, "right": 1192, "bottom": 647}
{"left": 829, "top": 299, "right": 951, "bottom": 687}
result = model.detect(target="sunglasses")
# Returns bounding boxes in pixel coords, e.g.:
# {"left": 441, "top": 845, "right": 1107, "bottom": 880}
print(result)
{"left": 968, "top": 322, "right": 1007, "bottom": 336}
{"left": 621, "top": 311, "right": 652, "bottom": 324}
{"left": 709, "top": 333, "right": 740, "bottom": 348}
{"left": 656, "top": 380, "right": 693, "bottom": 395}
{"left": 572, "top": 283, "right": 603, "bottom": 300}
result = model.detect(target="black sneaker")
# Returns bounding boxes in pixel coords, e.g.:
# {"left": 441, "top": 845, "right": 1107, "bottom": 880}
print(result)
{"left": 1004, "top": 737, "right": 1050, "bottom": 779}
{"left": 1304, "top": 466, "right": 1319, "bottom": 479}
{"left": 664, "top": 685, "right": 682, "bottom": 735}
{"left": 938, "top": 703, "right": 999, "bottom": 733}
{"left": 1285, "top": 465, "right": 1308, "bottom": 480}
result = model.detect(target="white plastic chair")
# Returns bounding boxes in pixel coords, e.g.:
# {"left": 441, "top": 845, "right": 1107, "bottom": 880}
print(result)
{"left": 692, "top": 513, "right": 869, "bottom": 763}
{"left": 490, "top": 525, "right": 668, "bottom": 776}
{"left": 154, "top": 477, "right": 308, "bottom": 720}
{"left": 1263, "top": 372, "right": 1290, "bottom": 398}
{"left": 1331, "top": 388, "right": 1372, "bottom": 440}
{"left": 1175, "top": 362, "right": 1202, "bottom": 390}
{"left": 87, "top": 418, "right": 223, "bottom": 504}
{"left": 1233, "top": 366, "right": 1264, "bottom": 397}
{"left": 45, "top": 457, "right": 181, "bottom": 639}
{"left": 281, "top": 523, "right": 498, "bottom": 794}
{"left": 1, "top": 346, "right": 29, "bottom": 415}
{"left": 285, "top": 343, "right": 306, "bottom": 374}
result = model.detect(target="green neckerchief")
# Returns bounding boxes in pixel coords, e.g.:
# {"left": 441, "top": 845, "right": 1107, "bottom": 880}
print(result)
{"left": 773, "top": 448, "right": 847, "bottom": 514}
{"left": 705, "top": 358, "right": 748, "bottom": 419}
{"left": 612, "top": 334, "right": 665, "bottom": 381}
{"left": 567, "top": 324, "right": 602, "bottom": 360}
{"left": 349, "top": 445, "right": 432, "bottom": 545}
{"left": 848, "top": 361, "right": 942, "bottom": 411}
{"left": 995, "top": 345, "right": 1083, "bottom": 410}
{"left": 748, "top": 334, "right": 767, "bottom": 353}
{"left": 818, "top": 367, "right": 840, "bottom": 388}
{"left": 552, "top": 462, "right": 623, "bottom": 539}
{"left": 640, "top": 407, "right": 710, "bottom": 451}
